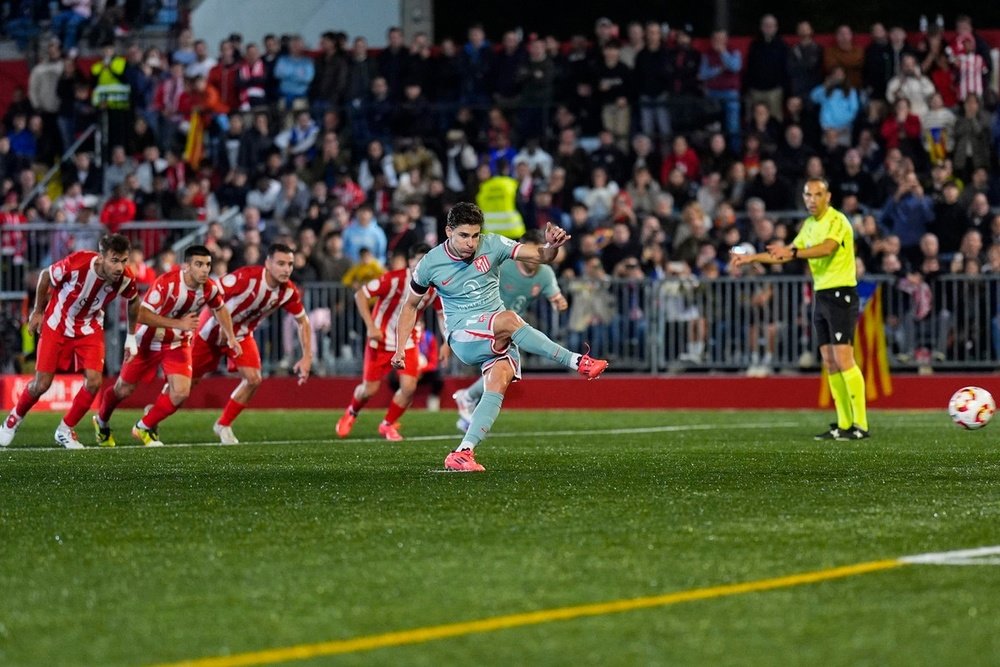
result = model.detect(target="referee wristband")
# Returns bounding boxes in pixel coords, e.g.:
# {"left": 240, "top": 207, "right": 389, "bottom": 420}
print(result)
{"left": 790, "top": 247, "right": 798, "bottom": 259}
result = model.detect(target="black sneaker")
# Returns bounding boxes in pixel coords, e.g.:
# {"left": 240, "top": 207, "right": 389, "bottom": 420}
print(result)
{"left": 837, "top": 425, "right": 871, "bottom": 441}
{"left": 814, "top": 423, "right": 843, "bottom": 440}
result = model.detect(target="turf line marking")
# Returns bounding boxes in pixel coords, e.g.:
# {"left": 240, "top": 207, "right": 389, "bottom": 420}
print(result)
{"left": 3, "top": 422, "right": 801, "bottom": 452}
{"left": 146, "top": 557, "right": 904, "bottom": 667}
{"left": 900, "top": 545, "right": 1000, "bottom": 566}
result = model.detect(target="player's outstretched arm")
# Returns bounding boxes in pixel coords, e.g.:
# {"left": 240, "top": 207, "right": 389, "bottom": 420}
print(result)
{"left": 391, "top": 287, "right": 423, "bottom": 370}
{"left": 292, "top": 313, "right": 312, "bottom": 384}
{"left": 28, "top": 268, "right": 53, "bottom": 333}
{"left": 766, "top": 238, "right": 838, "bottom": 261}
{"left": 514, "top": 222, "right": 571, "bottom": 265}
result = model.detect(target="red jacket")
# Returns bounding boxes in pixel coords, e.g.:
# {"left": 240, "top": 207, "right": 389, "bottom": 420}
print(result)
{"left": 99, "top": 197, "right": 136, "bottom": 232}
{"left": 880, "top": 114, "right": 922, "bottom": 150}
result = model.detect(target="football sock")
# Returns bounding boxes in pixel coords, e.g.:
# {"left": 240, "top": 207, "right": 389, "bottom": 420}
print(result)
{"left": 141, "top": 392, "right": 179, "bottom": 429}
{"left": 348, "top": 397, "right": 365, "bottom": 416}
{"left": 827, "top": 371, "right": 853, "bottom": 431}
{"left": 841, "top": 365, "right": 869, "bottom": 431}
{"left": 63, "top": 385, "right": 96, "bottom": 428}
{"left": 462, "top": 390, "right": 503, "bottom": 447}
{"left": 218, "top": 399, "right": 246, "bottom": 427}
{"left": 14, "top": 388, "right": 40, "bottom": 420}
{"left": 510, "top": 324, "right": 574, "bottom": 368}
{"left": 384, "top": 398, "right": 406, "bottom": 425}
{"left": 98, "top": 384, "right": 123, "bottom": 424}
{"left": 465, "top": 376, "right": 486, "bottom": 404}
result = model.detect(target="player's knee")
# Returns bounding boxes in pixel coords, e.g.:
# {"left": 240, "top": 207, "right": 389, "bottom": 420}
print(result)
{"left": 246, "top": 372, "right": 263, "bottom": 388}
{"left": 31, "top": 375, "right": 53, "bottom": 395}
{"left": 84, "top": 378, "right": 102, "bottom": 394}
{"left": 492, "top": 310, "right": 524, "bottom": 336}
{"left": 169, "top": 386, "right": 191, "bottom": 403}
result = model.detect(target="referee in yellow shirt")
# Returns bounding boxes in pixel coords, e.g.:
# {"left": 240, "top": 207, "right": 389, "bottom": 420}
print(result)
{"left": 731, "top": 177, "right": 869, "bottom": 440}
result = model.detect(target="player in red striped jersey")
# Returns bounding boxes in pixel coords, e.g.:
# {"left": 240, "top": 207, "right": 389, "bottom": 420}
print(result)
{"left": 336, "top": 244, "right": 444, "bottom": 441}
{"left": 93, "top": 245, "right": 241, "bottom": 447}
{"left": 0, "top": 234, "right": 138, "bottom": 448}
{"left": 191, "top": 243, "right": 312, "bottom": 444}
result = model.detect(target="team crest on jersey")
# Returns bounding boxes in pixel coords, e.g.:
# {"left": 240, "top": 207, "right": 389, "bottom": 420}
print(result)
{"left": 148, "top": 289, "right": 162, "bottom": 305}
{"left": 222, "top": 274, "right": 238, "bottom": 288}
{"left": 473, "top": 256, "right": 491, "bottom": 273}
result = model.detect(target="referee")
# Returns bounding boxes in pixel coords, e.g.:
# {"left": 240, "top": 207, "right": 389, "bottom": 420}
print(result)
{"left": 731, "top": 177, "right": 869, "bottom": 440}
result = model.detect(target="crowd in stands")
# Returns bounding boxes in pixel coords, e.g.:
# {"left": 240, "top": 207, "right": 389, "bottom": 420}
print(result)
{"left": 2, "top": 10, "right": 1000, "bottom": 368}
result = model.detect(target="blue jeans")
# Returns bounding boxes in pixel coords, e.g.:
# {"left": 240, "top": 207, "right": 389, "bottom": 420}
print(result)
{"left": 706, "top": 88, "right": 741, "bottom": 152}
{"left": 50, "top": 10, "right": 87, "bottom": 50}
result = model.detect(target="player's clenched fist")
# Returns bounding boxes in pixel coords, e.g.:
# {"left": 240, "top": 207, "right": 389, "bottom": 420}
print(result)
{"left": 390, "top": 350, "right": 406, "bottom": 369}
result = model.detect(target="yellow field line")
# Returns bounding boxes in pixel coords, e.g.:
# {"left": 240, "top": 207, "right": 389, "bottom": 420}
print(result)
{"left": 148, "top": 558, "right": 904, "bottom": 667}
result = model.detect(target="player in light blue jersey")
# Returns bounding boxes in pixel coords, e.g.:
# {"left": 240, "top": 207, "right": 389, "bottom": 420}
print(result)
{"left": 392, "top": 202, "right": 608, "bottom": 472}
{"left": 452, "top": 228, "right": 568, "bottom": 433}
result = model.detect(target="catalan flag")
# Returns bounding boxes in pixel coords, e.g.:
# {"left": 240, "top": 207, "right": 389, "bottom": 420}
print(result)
{"left": 183, "top": 112, "right": 205, "bottom": 168}
{"left": 819, "top": 281, "right": 893, "bottom": 406}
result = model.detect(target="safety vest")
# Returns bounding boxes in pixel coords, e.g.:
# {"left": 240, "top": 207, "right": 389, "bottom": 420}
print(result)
{"left": 476, "top": 176, "right": 525, "bottom": 239}
{"left": 91, "top": 56, "right": 131, "bottom": 110}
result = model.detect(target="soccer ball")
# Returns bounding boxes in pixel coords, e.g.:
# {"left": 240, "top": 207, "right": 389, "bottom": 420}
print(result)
{"left": 948, "top": 386, "right": 995, "bottom": 430}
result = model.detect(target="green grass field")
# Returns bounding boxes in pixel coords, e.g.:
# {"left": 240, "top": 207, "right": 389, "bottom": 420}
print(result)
{"left": 2, "top": 408, "right": 1000, "bottom": 667}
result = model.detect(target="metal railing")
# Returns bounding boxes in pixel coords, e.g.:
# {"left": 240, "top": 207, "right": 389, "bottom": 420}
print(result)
{"left": 4, "top": 274, "right": 999, "bottom": 377}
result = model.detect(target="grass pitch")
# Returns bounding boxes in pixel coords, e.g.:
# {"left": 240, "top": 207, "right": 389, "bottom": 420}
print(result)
{"left": 2, "top": 408, "right": 1000, "bottom": 666}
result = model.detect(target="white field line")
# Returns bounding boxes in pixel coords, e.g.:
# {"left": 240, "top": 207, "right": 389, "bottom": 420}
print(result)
{"left": 900, "top": 545, "right": 1000, "bottom": 566}
{"left": 1, "top": 421, "right": 802, "bottom": 452}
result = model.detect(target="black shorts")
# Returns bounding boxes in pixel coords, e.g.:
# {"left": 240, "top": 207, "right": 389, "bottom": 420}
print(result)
{"left": 813, "top": 286, "right": 860, "bottom": 346}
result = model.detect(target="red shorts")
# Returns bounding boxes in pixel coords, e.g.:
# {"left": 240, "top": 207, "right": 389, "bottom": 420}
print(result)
{"left": 36, "top": 326, "right": 105, "bottom": 373}
{"left": 364, "top": 345, "right": 419, "bottom": 382}
{"left": 119, "top": 346, "right": 193, "bottom": 384}
{"left": 191, "top": 335, "right": 261, "bottom": 379}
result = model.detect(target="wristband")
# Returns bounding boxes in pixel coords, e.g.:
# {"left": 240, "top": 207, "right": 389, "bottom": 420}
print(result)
{"left": 790, "top": 247, "right": 798, "bottom": 259}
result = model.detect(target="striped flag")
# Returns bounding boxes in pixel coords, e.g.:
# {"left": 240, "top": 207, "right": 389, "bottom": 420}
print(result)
{"left": 183, "top": 112, "right": 205, "bottom": 168}
{"left": 819, "top": 281, "right": 893, "bottom": 406}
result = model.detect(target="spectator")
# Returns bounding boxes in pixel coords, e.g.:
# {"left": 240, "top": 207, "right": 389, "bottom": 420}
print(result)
{"left": 880, "top": 97, "right": 922, "bottom": 160}
{"left": 99, "top": 184, "right": 136, "bottom": 233}
{"left": 931, "top": 180, "right": 970, "bottom": 254}
{"left": 744, "top": 14, "right": 788, "bottom": 122}
{"left": 458, "top": 23, "right": 494, "bottom": 108}
{"left": 881, "top": 170, "right": 934, "bottom": 266}
{"left": 787, "top": 21, "right": 824, "bottom": 101}
{"left": 951, "top": 15, "right": 992, "bottom": 102}
{"left": 50, "top": 0, "right": 91, "bottom": 51}
{"left": 885, "top": 54, "right": 935, "bottom": 121}
{"left": 831, "top": 148, "right": 878, "bottom": 208}
{"left": 274, "top": 35, "right": 315, "bottom": 109}
{"left": 236, "top": 42, "right": 267, "bottom": 111}
{"left": 342, "top": 205, "right": 387, "bottom": 263}
{"left": 515, "top": 37, "right": 556, "bottom": 141}
{"left": 207, "top": 40, "right": 240, "bottom": 116}
{"left": 922, "top": 92, "right": 957, "bottom": 163}
{"left": 626, "top": 165, "right": 663, "bottom": 216}
{"left": 377, "top": 26, "right": 409, "bottom": 100}
{"left": 745, "top": 158, "right": 793, "bottom": 211}
{"left": 593, "top": 40, "right": 633, "bottom": 151}
{"left": 823, "top": 25, "right": 864, "bottom": 90}
{"left": 952, "top": 94, "right": 992, "bottom": 181}
{"left": 810, "top": 66, "right": 859, "bottom": 144}
{"left": 573, "top": 166, "right": 620, "bottom": 224}
{"left": 633, "top": 21, "right": 672, "bottom": 140}
{"left": 185, "top": 39, "right": 217, "bottom": 79}
{"left": 699, "top": 29, "right": 743, "bottom": 152}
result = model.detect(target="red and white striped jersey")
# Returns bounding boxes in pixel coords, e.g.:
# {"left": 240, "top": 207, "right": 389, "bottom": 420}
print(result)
{"left": 197, "top": 265, "right": 305, "bottom": 344}
{"left": 361, "top": 268, "right": 441, "bottom": 352}
{"left": 44, "top": 251, "right": 138, "bottom": 337}
{"left": 136, "top": 268, "right": 225, "bottom": 351}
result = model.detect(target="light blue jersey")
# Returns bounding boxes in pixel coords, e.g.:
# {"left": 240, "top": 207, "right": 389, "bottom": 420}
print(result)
{"left": 499, "top": 261, "right": 560, "bottom": 316}
{"left": 411, "top": 233, "right": 520, "bottom": 337}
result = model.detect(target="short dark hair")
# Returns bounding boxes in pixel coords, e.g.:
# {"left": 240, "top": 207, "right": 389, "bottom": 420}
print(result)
{"left": 183, "top": 244, "right": 212, "bottom": 261}
{"left": 446, "top": 201, "right": 485, "bottom": 229}
{"left": 520, "top": 229, "right": 545, "bottom": 244}
{"left": 99, "top": 234, "right": 130, "bottom": 255}
{"left": 409, "top": 243, "right": 431, "bottom": 258}
{"left": 805, "top": 176, "right": 830, "bottom": 191}
{"left": 267, "top": 242, "right": 295, "bottom": 257}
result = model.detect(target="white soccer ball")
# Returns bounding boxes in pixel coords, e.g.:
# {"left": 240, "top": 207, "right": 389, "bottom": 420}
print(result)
{"left": 948, "top": 386, "right": 995, "bottom": 430}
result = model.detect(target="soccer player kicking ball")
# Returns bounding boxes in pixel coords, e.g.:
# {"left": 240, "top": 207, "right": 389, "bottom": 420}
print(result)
{"left": 452, "top": 228, "right": 568, "bottom": 432}
{"left": 0, "top": 234, "right": 138, "bottom": 448}
{"left": 93, "top": 245, "right": 241, "bottom": 447}
{"left": 392, "top": 202, "right": 608, "bottom": 472}
{"left": 190, "top": 243, "right": 311, "bottom": 444}
{"left": 336, "top": 243, "right": 444, "bottom": 441}
{"left": 730, "top": 176, "right": 869, "bottom": 440}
